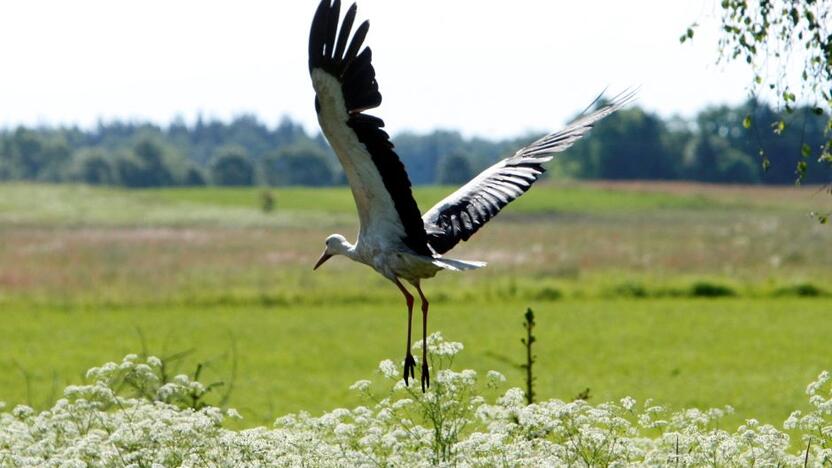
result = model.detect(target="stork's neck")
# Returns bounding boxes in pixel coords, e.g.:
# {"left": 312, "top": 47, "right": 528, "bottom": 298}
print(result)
{"left": 342, "top": 242, "right": 358, "bottom": 261}
{"left": 332, "top": 237, "right": 358, "bottom": 260}
{"left": 342, "top": 239, "right": 369, "bottom": 266}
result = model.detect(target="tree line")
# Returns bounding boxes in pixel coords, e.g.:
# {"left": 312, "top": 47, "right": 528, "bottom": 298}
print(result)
{"left": 0, "top": 101, "right": 829, "bottom": 188}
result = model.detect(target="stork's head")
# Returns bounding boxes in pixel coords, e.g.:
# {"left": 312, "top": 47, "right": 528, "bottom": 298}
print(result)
{"left": 313, "top": 234, "right": 351, "bottom": 270}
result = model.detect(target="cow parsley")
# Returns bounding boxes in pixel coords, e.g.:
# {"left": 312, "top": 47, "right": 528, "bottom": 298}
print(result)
{"left": 1, "top": 334, "right": 831, "bottom": 466}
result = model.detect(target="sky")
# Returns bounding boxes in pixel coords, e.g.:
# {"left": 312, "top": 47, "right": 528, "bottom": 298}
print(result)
{"left": 0, "top": 1, "right": 760, "bottom": 139}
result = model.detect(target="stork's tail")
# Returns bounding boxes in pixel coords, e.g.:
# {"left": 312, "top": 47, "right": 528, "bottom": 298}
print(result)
{"left": 432, "top": 257, "right": 487, "bottom": 272}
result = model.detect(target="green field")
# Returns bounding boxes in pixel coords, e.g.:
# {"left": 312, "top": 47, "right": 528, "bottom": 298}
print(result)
{"left": 1, "top": 182, "right": 831, "bottom": 429}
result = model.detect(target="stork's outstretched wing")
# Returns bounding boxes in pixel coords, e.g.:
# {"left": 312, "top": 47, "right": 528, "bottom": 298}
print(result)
{"left": 309, "top": 0, "right": 431, "bottom": 256}
{"left": 422, "top": 90, "right": 636, "bottom": 255}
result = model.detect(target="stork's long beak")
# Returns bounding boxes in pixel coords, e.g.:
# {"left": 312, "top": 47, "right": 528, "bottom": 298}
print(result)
{"left": 313, "top": 250, "right": 333, "bottom": 270}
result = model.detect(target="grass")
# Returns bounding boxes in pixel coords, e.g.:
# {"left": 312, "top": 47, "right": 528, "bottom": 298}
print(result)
{"left": 0, "top": 181, "right": 830, "bottom": 431}
{"left": 4, "top": 180, "right": 828, "bottom": 228}
{"left": 1, "top": 298, "right": 830, "bottom": 431}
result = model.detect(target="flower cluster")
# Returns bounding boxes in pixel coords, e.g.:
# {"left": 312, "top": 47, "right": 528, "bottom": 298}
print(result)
{"left": 2, "top": 334, "right": 832, "bottom": 466}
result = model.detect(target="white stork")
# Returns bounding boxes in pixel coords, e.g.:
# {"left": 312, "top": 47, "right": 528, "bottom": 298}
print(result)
{"left": 309, "top": 0, "right": 633, "bottom": 391}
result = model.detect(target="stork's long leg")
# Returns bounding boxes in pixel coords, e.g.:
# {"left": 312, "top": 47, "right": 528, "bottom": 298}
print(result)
{"left": 394, "top": 278, "right": 416, "bottom": 385}
{"left": 414, "top": 281, "right": 430, "bottom": 391}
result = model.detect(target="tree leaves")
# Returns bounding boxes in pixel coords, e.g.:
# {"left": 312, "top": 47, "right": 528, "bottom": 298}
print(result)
{"left": 687, "top": 0, "right": 832, "bottom": 199}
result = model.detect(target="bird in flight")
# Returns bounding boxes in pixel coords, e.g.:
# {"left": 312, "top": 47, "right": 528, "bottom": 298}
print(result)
{"left": 308, "top": 0, "right": 633, "bottom": 391}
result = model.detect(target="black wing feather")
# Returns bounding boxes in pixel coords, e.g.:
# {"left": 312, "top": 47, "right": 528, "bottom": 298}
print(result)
{"left": 309, "top": 1, "right": 431, "bottom": 256}
{"left": 423, "top": 90, "right": 635, "bottom": 254}
{"left": 333, "top": 4, "right": 356, "bottom": 60}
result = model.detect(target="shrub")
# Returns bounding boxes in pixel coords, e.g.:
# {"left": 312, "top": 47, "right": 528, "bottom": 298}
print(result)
{"left": 773, "top": 283, "right": 827, "bottom": 297}
{"left": 532, "top": 286, "right": 562, "bottom": 301}
{"left": 690, "top": 281, "right": 736, "bottom": 297}
{"left": 610, "top": 281, "right": 649, "bottom": 298}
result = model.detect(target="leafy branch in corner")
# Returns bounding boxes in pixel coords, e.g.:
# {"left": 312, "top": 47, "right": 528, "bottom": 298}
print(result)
{"left": 682, "top": 0, "right": 832, "bottom": 205}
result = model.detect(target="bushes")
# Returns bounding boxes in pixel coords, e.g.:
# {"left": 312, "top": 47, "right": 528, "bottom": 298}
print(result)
{"left": 689, "top": 281, "right": 736, "bottom": 297}
{"left": 774, "top": 283, "right": 828, "bottom": 297}
{"left": 604, "top": 280, "right": 737, "bottom": 298}
{"left": 3, "top": 334, "right": 832, "bottom": 466}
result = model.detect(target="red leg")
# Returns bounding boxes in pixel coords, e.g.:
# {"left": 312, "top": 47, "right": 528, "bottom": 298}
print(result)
{"left": 415, "top": 281, "right": 430, "bottom": 391}
{"left": 394, "top": 278, "right": 416, "bottom": 385}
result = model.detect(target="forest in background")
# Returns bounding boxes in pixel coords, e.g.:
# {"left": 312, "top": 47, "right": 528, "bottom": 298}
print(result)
{"left": 1, "top": 100, "right": 830, "bottom": 188}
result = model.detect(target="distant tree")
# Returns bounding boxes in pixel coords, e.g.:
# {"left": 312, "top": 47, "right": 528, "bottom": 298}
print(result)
{"left": 395, "top": 130, "right": 467, "bottom": 184}
{"left": 114, "top": 153, "right": 148, "bottom": 188}
{"left": 210, "top": 147, "right": 255, "bottom": 186}
{"left": 111, "top": 137, "right": 180, "bottom": 188}
{"left": 0, "top": 129, "right": 71, "bottom": 181}
{"left": 275, "top": 116, "right": 308, "bottom": 146}
{"left": 569, "top": 107, "right": 679, "bottom": 180}
{"left": 4, "top": 110, "right": 825, "bottom": 190}
{"left": 261, "top": 144, "right": 334, "bottom": 186}
{"left": 436, "top": 152, "right": 474, "bottom": 185}
{"left": 6, "top": 128, "right": 47, "bottom": 179}
{"left": 697, "top": 102, "right": 832, "bottom": 184}
{"left": 718, "top": 148, "right": 760, "bottom": 184}
{"left": 182, "top": 165, "right": 207, "bottom": 186}
{"left": 226, "top": 114, "right": 272, "bottom": 158}
{"left": 70, "top": 148, "right": 117, "bottom": 185}
{"left": 684, "top": 135, "right": 718, "bottom": 182}
{"left": 133, "top": 138, "right": 176, "bottom": 186}
{"left": 683, "top": 135, "right": 759, "bottom": 184}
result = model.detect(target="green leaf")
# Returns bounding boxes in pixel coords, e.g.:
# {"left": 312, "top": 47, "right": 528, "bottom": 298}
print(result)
{"left": 812, "top": 212, "right": 829, "bottom": 224}
{"left": 743, "top": 115, "right": 752, "bottom": 128}
{"left": 796, "top": 161, "right": 807, "bottom": 181}
{"left": 772, "top": 120, "right": 785, "bottom": 135}
{"left": 802, "top": 144, "right": 812, "bottom": 158}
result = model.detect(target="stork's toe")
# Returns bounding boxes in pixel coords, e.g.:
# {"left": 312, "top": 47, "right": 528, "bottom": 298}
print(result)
{"left": 420, "top": 361, "right": 430, "bottom": 392}
{"left": 403, "top": 353, "right": 416, "bottom": 385}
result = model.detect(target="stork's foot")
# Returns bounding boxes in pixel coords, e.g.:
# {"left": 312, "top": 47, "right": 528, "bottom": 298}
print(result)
{"left": 403, "top": 353, "right": 416, "bottom": 386}
{"left": 420, "top": 360, "right": 430, "bottom": 392}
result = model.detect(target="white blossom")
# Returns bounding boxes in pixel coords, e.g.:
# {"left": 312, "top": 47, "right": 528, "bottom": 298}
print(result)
{"left": 378, "top": 359, "right": 399, "bottom": 379}
{"left": 1, "top": 337, "right": 830, "bottom": 466}
{"left": 350, "top": 379, "right": 372, "bottom": 392}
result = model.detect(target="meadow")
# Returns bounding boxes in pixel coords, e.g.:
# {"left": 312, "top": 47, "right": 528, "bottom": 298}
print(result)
{"left": 0, "top": 181, "right": 830, "bottom": 431}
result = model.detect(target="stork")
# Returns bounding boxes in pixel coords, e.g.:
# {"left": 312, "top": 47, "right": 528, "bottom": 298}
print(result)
{"left": 308, "top": 0, "right": 633, "bottom": 391}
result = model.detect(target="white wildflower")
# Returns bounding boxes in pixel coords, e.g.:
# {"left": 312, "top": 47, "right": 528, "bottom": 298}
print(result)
{"left": 487, "top": 370, "right": 506, "bottom": 384}
{"left": 349, "top": 379, "right": 372, "bottom": 392}
{"left": 621, "top": 396, "right": 636, "bottom": 411}
{"left": 11, "top": 405, "right": 34, "bottom": 419}
{"left": 808, "top": 371, "right": 831, "bottom": 396}
{"left": 378, "top": 359, "right": 399, "bottom": 379}
{"left": 1, "top": 350, "right": 829, "bottom": 466}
